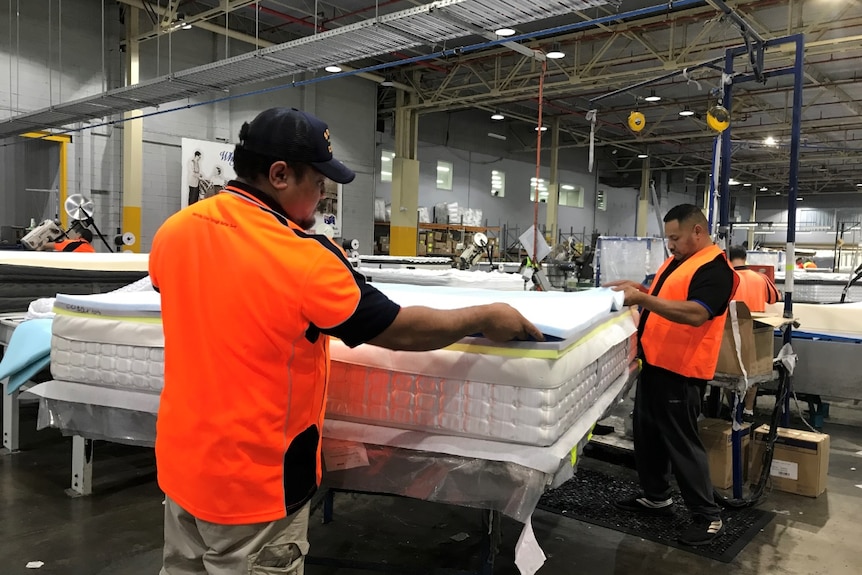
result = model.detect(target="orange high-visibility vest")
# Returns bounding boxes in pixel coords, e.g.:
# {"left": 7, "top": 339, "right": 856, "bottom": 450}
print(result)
{"left": 54, "top": 239, "right": 95, "bottom": 253}
{"left": 733, "top": 268, "right": 780, "bottom": 313}
{"left": 641, "top": 244, "right": 739, "bottom": 380}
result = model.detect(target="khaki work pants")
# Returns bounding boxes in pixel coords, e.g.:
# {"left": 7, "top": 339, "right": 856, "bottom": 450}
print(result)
{"left": 160, "top": 497, "right": 310, "bottom": 575}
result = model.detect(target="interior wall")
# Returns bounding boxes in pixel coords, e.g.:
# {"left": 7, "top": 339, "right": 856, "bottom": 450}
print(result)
{"left": 0, "top": 0, "right": 378, "bottom": 252}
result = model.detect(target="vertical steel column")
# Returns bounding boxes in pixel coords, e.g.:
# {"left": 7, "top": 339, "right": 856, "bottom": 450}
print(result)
{"left": 782, "top": 35, "right": 804, "bottom": 427}
{"left": 718, "top": 48, "right": 734, "bottom": 238}
{"left": 719, "top": 46, "right": 745, "bottom": 499}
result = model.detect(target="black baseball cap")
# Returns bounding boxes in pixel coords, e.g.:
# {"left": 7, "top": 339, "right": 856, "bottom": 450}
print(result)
{"left": 238, "top": 107, "right": 355, "bottom": 184}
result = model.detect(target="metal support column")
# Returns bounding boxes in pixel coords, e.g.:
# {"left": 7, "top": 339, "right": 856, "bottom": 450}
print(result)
{"left": 69, "top": 435, "right": 94, "bottom": 496}
{"left": 718, "top": 50, "right": 734, "bottom": 244}
{"left": 636, "top": 162, "right": 650, "bottom": 236}
{"left": 1, "top": 383, "right": 19, "bottom": 453}
{"left": 390, "top": 89, "right": 420, "bottom": 256}
{"left": 545, "top": 117, "right": 561, "bottom": 245}
{"left": 782, "top": 35, "right": 805, "bottom": 427}
{"left": 122, "top": 7, "right": 143, "bottom": 253}
{"left": 748, "top": 195, "right": 757, "bottom": 247}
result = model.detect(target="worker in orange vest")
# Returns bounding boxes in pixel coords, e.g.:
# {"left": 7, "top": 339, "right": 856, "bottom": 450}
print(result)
{"left": 40, "top": 229, "right": 96, "bottom": 253}
{"left": 150, "top": 107, "right": 543, "bottom": 575}
{"left": 605, "top": 204, "right": 738, "bottom": 547}
{"left": 728, "top": 245, "right": 781, "bottom": 421}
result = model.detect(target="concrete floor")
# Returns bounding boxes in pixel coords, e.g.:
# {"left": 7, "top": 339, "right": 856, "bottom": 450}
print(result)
{"left": 1, "top": 403, "right": 861, "bottom": 575}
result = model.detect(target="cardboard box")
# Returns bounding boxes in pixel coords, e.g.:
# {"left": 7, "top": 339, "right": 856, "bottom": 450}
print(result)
{"left": 750, "top": 425, "right": 829, "bottom": 497}
{"left": 417, "top": 242, "right": 427, "bottom": 256}
{"left": 716, "top": 302, "right": 780, "bottom": 377}
{"left": 699, "top": 418, "right": 751, "bottom": 489}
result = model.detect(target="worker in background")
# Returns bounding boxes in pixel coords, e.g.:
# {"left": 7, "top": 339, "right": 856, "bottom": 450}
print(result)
{"left": 795, "top": 257, "right": 805, "bottom": 269}
{"left": 729, "top": 245, "right": 781, "bottom": 422}
{"left": 187, "top": 150, "right": 202, "bottom": 206}
{"left": 803, "top": 258, "right": 817, "bottom": 269}
{"left": 150, "top": 107, "right": 543, "bottom": 575}
{"left": 605, "top": 204, "right": 738, "bottom": 547}
{"left": 40, "top": 229, "right": 95, "bottom": 253}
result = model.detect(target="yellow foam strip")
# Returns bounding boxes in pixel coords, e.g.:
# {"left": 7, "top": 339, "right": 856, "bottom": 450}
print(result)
{"left": 53, "top": 306, "right": 162, "bottom": 325}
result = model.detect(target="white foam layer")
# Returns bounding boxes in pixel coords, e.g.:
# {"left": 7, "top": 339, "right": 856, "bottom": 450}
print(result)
{"left": 358, "top": 267, "right": 526, "bottom": 291}
{"left": 0, "top": 251, "right": 149, "bottom": 271}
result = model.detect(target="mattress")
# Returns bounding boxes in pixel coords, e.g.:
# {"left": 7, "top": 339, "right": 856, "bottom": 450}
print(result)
{"left": 774, "top": 271, "right": 862, "bottom": 303}
{"left": 358, "top": 267, "right": 526, "bottom": 291}
{"left": 48, "top": 285, "right": 636, "bottom": 446}
{"left": 0, "top": 252, "right": 150, "bottom": 313}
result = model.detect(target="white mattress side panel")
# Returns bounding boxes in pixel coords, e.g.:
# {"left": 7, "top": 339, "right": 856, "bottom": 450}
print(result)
{"left": 51, "top": 335, "right": 164, "bottom": 393}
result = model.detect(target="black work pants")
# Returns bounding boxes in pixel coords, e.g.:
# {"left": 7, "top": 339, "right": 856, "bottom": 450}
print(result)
{"left": 633, "top": 362, "right": 720, "bottom": 520}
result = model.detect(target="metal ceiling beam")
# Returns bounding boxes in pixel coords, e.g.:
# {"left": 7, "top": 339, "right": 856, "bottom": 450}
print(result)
{"left": 116, "top": 0, "right": 416, "bottom": 91}
{"left": 132, "top": 0, "right": 260, "bottom": 42}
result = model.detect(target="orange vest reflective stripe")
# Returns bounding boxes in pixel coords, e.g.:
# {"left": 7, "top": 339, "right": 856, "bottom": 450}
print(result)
{"left": 641, "top": 244, "right": 739, "bottom": 380}
{"left": 734, "top": 268, "right": 779, "bottom": 313}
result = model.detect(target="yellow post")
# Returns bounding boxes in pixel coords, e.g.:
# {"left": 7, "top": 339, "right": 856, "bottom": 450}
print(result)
{"left": 21, "top": 132, "right": 72, "bottom": 229}
{"left": 122, "top": 7, "right": 143, "bottom": 252}
{"left": 390, "top": 89, "right": 419, "bottom": 256}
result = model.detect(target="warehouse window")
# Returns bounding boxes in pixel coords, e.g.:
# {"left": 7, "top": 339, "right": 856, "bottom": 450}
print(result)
{"left": 597, "top": 189, "right": 607, "bottom": 211}
{"left": 437, "top": 161, "right": 453, "bottom": 190}
{"left": 491, "top": 170, "right": 505, "bottom": 197}
{"left": 560, "top": 184, "right": 584, "bottom": 208}
{"left": 529, "top": 178, "right": 548, "bottom": 202}
{"left": 380, "top": 150, "right": 394, "bottom": 182}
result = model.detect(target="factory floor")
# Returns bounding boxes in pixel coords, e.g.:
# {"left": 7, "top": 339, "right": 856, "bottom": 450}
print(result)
{"left": 1, "top": 403, "right": 861, "bottom": 575}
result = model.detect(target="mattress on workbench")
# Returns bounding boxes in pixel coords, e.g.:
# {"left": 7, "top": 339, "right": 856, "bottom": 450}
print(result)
{"left": 0, "top": 252, "right": 150, "bottom": 313}
{"left": 47, "top": 285, "right": 637, "bottom": 446}
{"left": 774, "top": 271, "right": 862, "bottom": 303}
{"left": 358, "top": 266, "right": 526, "bottom": 290}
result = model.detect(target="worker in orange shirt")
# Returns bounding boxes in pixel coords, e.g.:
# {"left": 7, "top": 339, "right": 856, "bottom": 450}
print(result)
{"left": 150, "top": 107, "right": 543, "bottom": 575}
{"left": 40, "top": 229, "right": 95, "bottom": 253}
{"left": 728, "top": 246, "right": 781, "bottom": 421}
{"left": 606, "top": 205, "right": 738, "bottom": 547}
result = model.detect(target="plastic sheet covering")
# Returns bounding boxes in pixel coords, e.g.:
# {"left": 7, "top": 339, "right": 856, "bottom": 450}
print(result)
{"left": 321, "top": 440, "right": 561, "bottom": 522}
{"left": 595, "top": 237, "right": 667, "bottom": 286}
{"left": 37, "top": 398, "right": 156, "bottom": 447}
{"left": 775, "top": 271, "right": 862, "bottom": 303}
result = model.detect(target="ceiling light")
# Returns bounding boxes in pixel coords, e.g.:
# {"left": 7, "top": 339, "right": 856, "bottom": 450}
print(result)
{"left": 760, "top": 186, "right": 768, "bottom": 192}
{"left": 857, "top": 183, "right": 862, "bottom": 187}
{"left": 487, "top": 132, "right": 507, "bottom": 140}
{"left": 535, "top": 126, "right": 548, "bottom": 131}
{"left": 644, "top": 90, "right": 661, "bottom": 102}
{"left": 380, "top": 77, "right": 394, "bottom": 87}
{"left": 764, "top": 136, "right": 777, "bottom": 146}
{"left": 637, "top": 153, "right": 648, "bottom": 159}
{"left": 491, "top": 111, "right": 504, "bottom": 121}
{"left": 546, "top": 43, "right": 565, "bottom": 59}
{"left": 495, "top": 27, "right": 516, "bottom": 37}
{"left": 743, "top": 183, "right": 752, "bottom": 187}
{"left": 561, "top": 184, "right": 574, "bottom": 190}
{"left": 775, "top": 192, "right": 781, "bottom": 195}
{"left": 437, "top": 165, "right": 450, "bottom": 172}
{"left": 728, "top": 178, "right": 740, "bottom": 185}
{"left": 797, "top": 197, "right": 804, "bottom": 201}
{"left": 181, "top": 22, "right": 192, "bottom": 30}
{"left": 324, "top": 64, "right": 342, "bottom": 73}
{"left": 679, "top": 107, "right": 695, "bottom": 117}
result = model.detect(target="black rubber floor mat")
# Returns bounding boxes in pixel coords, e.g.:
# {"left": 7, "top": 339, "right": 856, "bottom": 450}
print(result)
{"left": 537, "top": 466, "right": 774, "bottom": 562}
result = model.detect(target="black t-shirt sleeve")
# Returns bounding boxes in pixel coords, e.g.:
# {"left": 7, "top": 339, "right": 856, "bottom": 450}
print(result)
{"left": 320, "top": 272, "right": 401, "bottom": 348}
{"left": 687, "top": 255, "right": 735, "bottom": 318}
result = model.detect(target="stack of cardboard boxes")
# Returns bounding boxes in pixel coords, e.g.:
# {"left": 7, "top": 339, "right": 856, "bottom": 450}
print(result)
{"left": 700, "top": 301, "right": 830, "bottom": 497}
{"left": 699, "top": 419, "right": 829, "bottom": 497}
